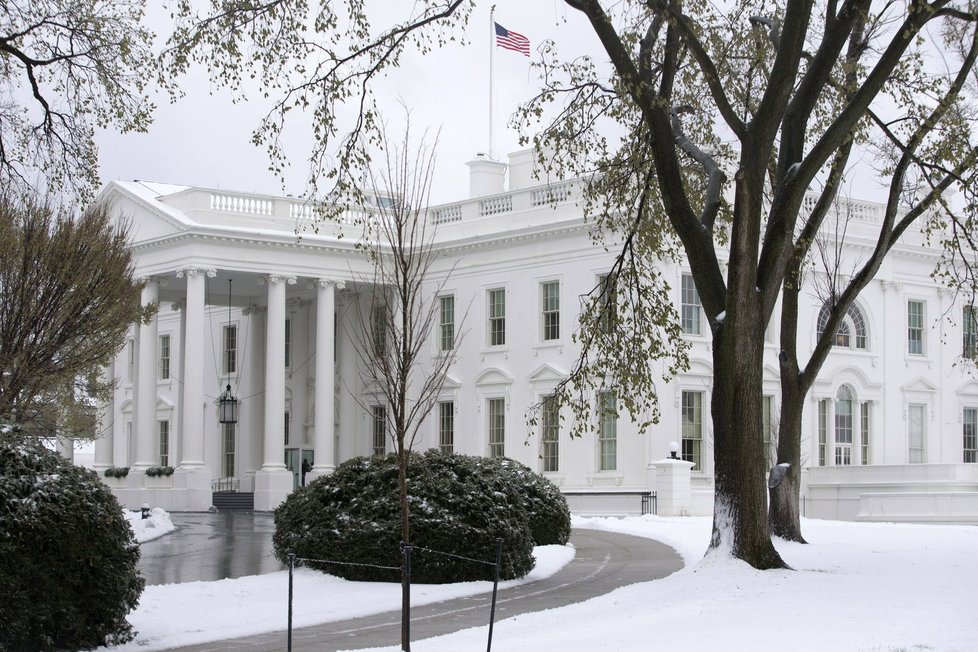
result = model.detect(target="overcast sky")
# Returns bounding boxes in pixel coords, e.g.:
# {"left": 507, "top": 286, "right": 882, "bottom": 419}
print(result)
{"left": 94, "top": 1, "right": 607, "bottom": 205}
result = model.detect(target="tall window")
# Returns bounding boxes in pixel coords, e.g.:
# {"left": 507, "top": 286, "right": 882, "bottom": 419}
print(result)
{"left": 127, "top": 339, "right": 135, "bottom": 382}
{"left": 158, "top": 334, "right": 170, "bottom": 380}
{"left": 818, "top": 399, "right": 828, "bottom": 466}
{"left": 762, "top": 395, "right": 774, "bottom": 469}
{"left": 964, "top": 306, "right": 977, "bottom": 358}
{"left": 488, "top": 398, "right": 505, "bottom": 458}
{"left": 598, "top": 391, "right": 617, "bottom": 471}
{"left": 371, "top": 406, "right": 387, "bottom": 456}
{"left": 541, "top": 396, "right": 559, "bottom": 472}
{"left": 439, "top": 295, "right": 455, "bottom": 351}
{"left": 834, "top": 386, "right": 853, "bottom": 465}
{"left": 158, "top": 420, "right": 170, "bottom": 466}
{"left": 681, "top": 390, "right": 703, "bottom": 470}
{"left": 488, "top": 288, "right": 506, "bottom": 346}
{"left": 222, "top": 422, "right": 236, "bottom": 478}
{"left": 284, "top": 318, "right": 292, "bottom": 367}
{"left": 908, "top": 404, "right": 925, "bottom": 463}
{"left": 907, "top": 300, "right": 924, "bottom": 355}
{"left": 598, "top": 274, "right": 617, "bottom": 333}
{"left": 439, "top": 401, "right": 454, "bottom": 453}
{"left": 284, "top": 411, "right": 291, "bottom": 446}
{"left": 817, "top": 302, "right": 868, "bottom": 350}
{"left": 223, "top": 324, "right": 237, "bottom": 375}
{"left": 372, "top": 305, "right": 387, "bottom": 357}
{"left": 541, "top": 281, "right": 560, "bottom": 341}
{"left": 963, "top": 408, "right": 977, "bottom": 463}
{"left": 861, "top": 402, "right": 871, "bottom": 465}
{"left": 681, "top": 274, "right": 702, "bottom": 335}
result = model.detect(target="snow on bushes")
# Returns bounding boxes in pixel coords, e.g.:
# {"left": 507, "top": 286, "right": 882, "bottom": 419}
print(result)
{"left": 272, "top": 451, "right": 571, "bottom": 583}
{"left": 0, "top": 436, "right": 144, "bottom": 650}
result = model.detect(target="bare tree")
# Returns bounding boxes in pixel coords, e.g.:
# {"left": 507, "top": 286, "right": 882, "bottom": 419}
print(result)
{"left": 0, "top": 195, "right": 152, "bottom": 440}
{"left": 0, "top": 0, "right": 156, "bottom": 201}
{"left": 347, "top": 123, "right": 460, "bottom": 652}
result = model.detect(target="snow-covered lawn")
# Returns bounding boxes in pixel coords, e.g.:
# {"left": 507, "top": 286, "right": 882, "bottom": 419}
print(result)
{"left": 107, "top": 515, "right": 978, "bottom": 651}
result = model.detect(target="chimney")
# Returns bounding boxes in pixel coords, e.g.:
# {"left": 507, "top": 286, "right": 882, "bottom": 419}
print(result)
{"left": 466, "top": 153, "right": 507, "bottom": 198}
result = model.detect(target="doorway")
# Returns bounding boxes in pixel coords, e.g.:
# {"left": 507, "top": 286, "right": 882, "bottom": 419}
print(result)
{"left": 284, "top": 448, "right": 315, "bottom": 490}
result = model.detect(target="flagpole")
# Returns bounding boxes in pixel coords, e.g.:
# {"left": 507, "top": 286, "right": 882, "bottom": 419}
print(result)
{"left": 489, "top": 5, "right": 495, "bottom": 159}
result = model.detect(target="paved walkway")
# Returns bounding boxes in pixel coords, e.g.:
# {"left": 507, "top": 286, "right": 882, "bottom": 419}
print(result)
{"left": 162, "top": 526, "right": 683, "bottom": 652}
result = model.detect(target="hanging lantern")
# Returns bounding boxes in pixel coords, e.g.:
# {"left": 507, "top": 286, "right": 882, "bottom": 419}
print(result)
{"left": 218, "top": 278, "right": 238, "bottom": 424}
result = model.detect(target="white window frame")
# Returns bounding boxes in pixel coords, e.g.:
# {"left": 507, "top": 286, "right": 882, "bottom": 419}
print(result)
{"left": 541, "top": 281, "right": 560, "bottom": 342}
{"left": 221, "top": 422, "right": 236, "bottom": 478}
{"left": 907, "top": 299, "right": 925, "bottom": 356}
{"left": 438, "top": 401, "right": 454, "bottom": 453}
{"left": 541, "top": 395, "right": 559, "bottom": 472}
{"left": 963, "top": 407, "right": 977, "bottom": 463}
{"left": 158, "top": 420, "right": 170, "bottom": 467}
{"left": 222, "top": 324, "right": 237, "bottom": 375}
{"left": 598, "top": 391, "right": 618, "bottom": 471}
{"left": 964, "top": 305, "right": 978, "bottom": 359}
{"left": 681, "top": 274, "right": 702, "bottom": 336}
{"left": 158, "top": 334, "right": 171, "bottom": 381}
{"left": 834, "top": 386, "right": 854, "bottom": 466}
{"left": 908, "top": 403, "right": 926, "bottom": 463}
{"left": 487, "top": 288, "right": 506, "bottom": 347}
{"left": 487, "top": 397, "right": 506, "bottom": 458}
{"left": 681, "top": 390, "right": 703, "bottom": 470}
{"left": 439, "top": 295, "right": 455, "bottom": 352}
{"left": 597, "top": 273, "right": 617, "bottom": 334}
{"left": 284, "top": 318, "right": 292, "bottom": 368}
{"left": 371, "top": 405, "right": 387, "bottom": 456}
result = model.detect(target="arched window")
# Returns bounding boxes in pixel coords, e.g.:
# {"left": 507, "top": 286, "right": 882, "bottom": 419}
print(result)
{"left": 817, "top": 302, "right": 868, "bottom": 350}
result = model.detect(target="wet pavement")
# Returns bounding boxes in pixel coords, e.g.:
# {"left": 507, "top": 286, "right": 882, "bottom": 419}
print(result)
{"left": 139, "top": 512, "right": 284, "bottom": 586}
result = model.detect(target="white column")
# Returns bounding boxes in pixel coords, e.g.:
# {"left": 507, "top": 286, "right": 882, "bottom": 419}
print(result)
{"left": 312, "top": 279, "right": 343, "bottom": 475}
{"left": 178, "top": 267, "right": 212, "bottom": 468}
{"left": 262, "top": 274, "right": 294, "bottom": 470}
{"left": 134, "top": 279, "right": 159, "bottom": 468}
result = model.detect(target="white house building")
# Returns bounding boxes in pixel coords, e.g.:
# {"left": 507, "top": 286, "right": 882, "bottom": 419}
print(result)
{"left": 94, "top": 150, "right": 978, "bottom": 523}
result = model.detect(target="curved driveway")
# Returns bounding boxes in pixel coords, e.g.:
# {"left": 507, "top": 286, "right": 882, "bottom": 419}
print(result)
{"left": 161, "top": 521, "right": 683, "bottom": 652}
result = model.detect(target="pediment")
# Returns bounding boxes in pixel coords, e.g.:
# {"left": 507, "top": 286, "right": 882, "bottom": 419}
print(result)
{"left": 99, "top": 182, "right": 194, "bottom": 244}
{"left": 956, "top": 379, "right": 978, "bottom": 396}
{"left": 528, "top": 363, "right": 567, "bottom": 384}
{"left": 441, "top": 374, "right": 462, "bottom": 390}
{"left": 476, "top": 367, "right": 513, "bottom": 386}
{"left": 901, "top": 376, "right": 938, "bottom": 394}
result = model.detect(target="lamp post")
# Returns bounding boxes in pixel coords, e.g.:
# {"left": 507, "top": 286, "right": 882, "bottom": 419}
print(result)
{"left": 219, "top": 279, "right": 238, "bottom": 425}
{"left": 669, "top": 440, "right": 680, "bottom": 460}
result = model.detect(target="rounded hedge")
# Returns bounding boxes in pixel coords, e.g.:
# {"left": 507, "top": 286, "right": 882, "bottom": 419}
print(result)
{"left": 498, "top": 459, "right": 571, "bottom": 546}
{"left": 0, "top": 435, "right": 144, "bottom": 650}
{"left": 273, "top": 450, "right": 570, "bottom": 584}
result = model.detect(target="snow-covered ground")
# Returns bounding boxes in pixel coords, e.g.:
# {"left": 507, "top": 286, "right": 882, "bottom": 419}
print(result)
{"left": 124, "top": 507, "right": 176, "bottom": 544}
{"left": 107, "top": 515, "right": 978, "bottom": 651}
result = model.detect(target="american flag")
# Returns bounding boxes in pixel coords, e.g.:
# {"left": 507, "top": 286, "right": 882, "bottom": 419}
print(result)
{"left": 495, "top": 22, "right": 530, "bottom": 57}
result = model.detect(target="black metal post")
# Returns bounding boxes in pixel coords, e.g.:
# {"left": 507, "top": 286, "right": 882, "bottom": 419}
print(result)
{"left": 486, "top": 538, "right": 502, "bottom": 652}
{"left": 287, "top": 550, "right": 295, "bottom": 652}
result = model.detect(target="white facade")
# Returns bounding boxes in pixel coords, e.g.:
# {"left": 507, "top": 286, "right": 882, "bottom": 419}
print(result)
{"left": 95, "top": 151, "right": 978, "bottom": 522}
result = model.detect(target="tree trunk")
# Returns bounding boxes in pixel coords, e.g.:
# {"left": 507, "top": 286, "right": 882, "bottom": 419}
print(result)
{"left": 768, "top": 376, "right": 807, "bottom": 543}
{"left": 709, "top": 310, "right": 788, "bottom": 569}
{"left": 398, "top": 446, "right": 410, "bottom": 651}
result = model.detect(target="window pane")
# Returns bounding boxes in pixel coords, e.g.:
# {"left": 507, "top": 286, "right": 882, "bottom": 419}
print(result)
{"left": 762, "top": 395, "right": 773, "bottom": 468}
{"left": 598, "top": 392, "right": 617, "bottom": 471}
{"left": 440, "top": 295, "right": 455, "bottom": 351}
{"left": 861, "top": 402, "right": 870, "bottom": 465}
{"left": 542, "top": 282, "right": 560, "bottom": 341}
{"left": 598, "top": 274, "right": 617, "bottom": 334}
{"left": 908, "top": 404, "right": 925, "bottom": 463}
{"left": 964, "top": 408, "right": 977, "bottom": 463}
{"left": 835, "top": 388, "right": 853, "bottom": 466}
{"left": 158, "top": 420, "right": 169, "bottom": 467}
{"left": 372, "top": 406, "right": 387, "bottom": 456}
{"left": 907, "top": 301, "right": 924, "bottom": 355}
{"left": 681, "top": 391, "right": 702, "bottom": 470}
{"left": 489, "top": 289, "right": 506, "bottom": 346}
{"left": 488, "top": 398, "right": 505, "bottom": 457}
{"left": 964, "top": 306, "right": 977, "bottom": 358}
{"left": 439, "top": 401, "right": 454, "bottom": 454}
{"left": 681, "top": 274, "right": 701, "bottom": 335}
{"left": 541, "top": 396, "right": 559, "bottom": 472}
{"left": 818, "top": 399, "right": 828, "bottom": 466}
{"left": 223, "top": 325, "right": 237, "bottom": 375}
{"left": 159, "top": 334, "right": 170, "bottom": 380}
{"left": 222, "top": 423, "right": 236, "bottom": 478}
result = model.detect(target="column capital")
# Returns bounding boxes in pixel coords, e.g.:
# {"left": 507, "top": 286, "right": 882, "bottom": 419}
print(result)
{"left": 138, "top": 275, "right": 169, "bottom": 287}
{"left": 879, "top": 279, "right": 901, "bottom": 292}
{"left": 260, "top": 274, "right": 297, "bottom": 286}
{"left": 312, "top": 278, "right": 346, "bottom": 290}
{"left": 176, "top": 266, "right": 217, "bottom": 279}
{"left": 170, "top": 300, "right": 185, "bottom": 312}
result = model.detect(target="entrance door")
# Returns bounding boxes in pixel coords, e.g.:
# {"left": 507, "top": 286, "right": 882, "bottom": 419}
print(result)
{"left": 284, "top": 449, "right": 315, "bottom": 490}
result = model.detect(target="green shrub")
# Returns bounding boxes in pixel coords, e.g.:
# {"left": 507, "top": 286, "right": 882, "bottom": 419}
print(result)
{"left": 145, "top": 465, "right": 174, "bottom": 477}
{"left": 104, "top": 466, "right": 130, "bottom": 478}
{"left": 495, "top": 458, "right": 571, "bottom": 545}
{"left": 0, "top": 437, "right": 144, "bottom": 650}
{"left": 273, "top": 450, "right": 569, "bottom": 583}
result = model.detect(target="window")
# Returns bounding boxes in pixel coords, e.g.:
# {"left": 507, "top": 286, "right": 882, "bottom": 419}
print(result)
{"left": 158, "top": 334, "right": 170, "bottom": 380}
{"left": 371, "top": 406, "right": 387, "bottom": 456}
{"left": 488, "top": 398, "right": 505, "bottom": 458}
{"left": 598, "top": 391, "right": 617, "bottom": 471}
{"left": 284, "top": 411, "right": 291, "bottom": 446}
{"left": 762, "top": 395, "right": 774, "bottom": 468}
{"left": 907, "top": 300, "right": 924, "bottom": 355}
{"left": 681, "top": 390, "right": 703, "bottom": 470}
{"left": 372, "top": 305, "right": 387, "bottom": 357}
{"left": 223, "top": 325, "right": 237, "bottom": 375}
{"left": 908, "top": 404, "right": 925, "bottom": 463}
{"left": 681, "top": 274, "right": 702, "bottom": 335}
{"left": 834, "top": 386, "right": 853, "bottom": 465}
{"left": 964, "top": 408, "right": 977, "bottom": 463}
{"left": 541, "top": 396, "right": 559, "bottom": 472}
{"left": 817, "top": 302, "right": 868, "bottom": 350}
{"left": 284, "top": 318, "right": 292, "bottom": 368}
{"left": 221, "top": 422, "right": 236, "bottom": 478}
{"left": 541, "top": 281, "right": 560, "bottom": 341}
{"left": 127, "top": 339, "right": 135, "bottom": 382}
{"left": 439, "top": 401, "right": 454, "bottom": 454}
{"left": 158, "top": 420, "right": 170, "bottom": 467}
{"left": 439, "top": 295, "right": 455, "bottom": 351}
{"left": 860, "top": 402, "right": 870, "bottom": 465}
{"left": 488, "top": 288, "right": 506, "bottom": 346}
{"left": 598, "top": 274, "right": 617, "bottom": 334}
{"left": 964, "top": 306, "right": 977, "bottom": 359}
{"left": 818, "top": 399, "right": 828, "bottom": 466}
